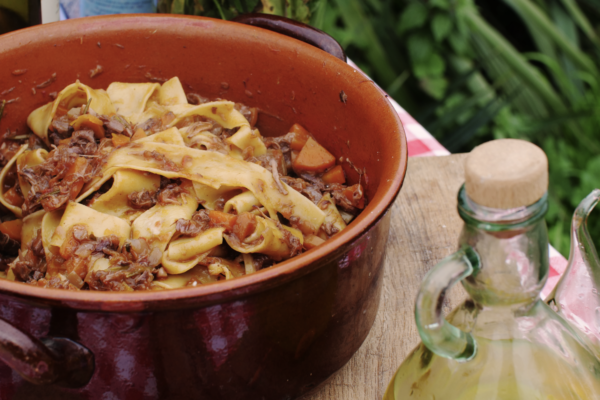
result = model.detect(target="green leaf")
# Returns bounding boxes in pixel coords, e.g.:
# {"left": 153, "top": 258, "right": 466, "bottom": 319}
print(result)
{"left": 448, "top": 32, "right": 471, "bottom": 56}
{"left": 211, "top": 0, "right": 226, "bottom": 19}
{"left": 260, "top": 0, "right": 312, "bottom": 22}
{"left": 463, "top": 10, "right": 567, "bottom": 115}
{"left": 171, "top": 0, "right": 186, "bottom": 14}
{"left": 364, "top": 0, "right": 382, "bottom": 13}
{"left": 430, "top": 0, "right": 450, "bottom": 9}
{"left": 333, "top": 0, "right": 397, "bottom": 85}
{"left": 407, "top": 32, "right": 433, "bottom": 63}
{"left": 290, "top": 0, "right": 312, "bottom": 23}
{"left": 310, "top": 0, "right": 328, "bottom": 30}
{"left": 246, "top": 0, "right": 261, "bottom": 12}
{"left": 431, "top": 13, "right": 452, "bottom": 42}
{"left": 559, "top": 0, "right": 599, "bottom": 46}
{"left": 231, "top": 0, "right": 244, "bottom": 12}
{"left": 420, "top": 76, "right": 448, "bottom": 100}
{"left": 397, "top": 2, "right": 428, "bottom": 35}
{"left": 261, "top": 0, "right": 282, "bottom": 15}
{"left": 502, "top": 0, "right": 596, "bottom": 75}
{"left": 413, "top": 53, "right": 446, "bottom": 78}
{"left": 408, "top": 37, "right": 447, "bottom": 80}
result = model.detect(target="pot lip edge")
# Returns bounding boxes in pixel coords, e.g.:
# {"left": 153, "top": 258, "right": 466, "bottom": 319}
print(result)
{"left": 0, "top": 14, "right": 409, "bottom": 309}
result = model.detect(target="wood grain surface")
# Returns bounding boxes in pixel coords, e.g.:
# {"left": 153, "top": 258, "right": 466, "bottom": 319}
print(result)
{"left": 304, "top": 154, "right": 469, "bottom": 400}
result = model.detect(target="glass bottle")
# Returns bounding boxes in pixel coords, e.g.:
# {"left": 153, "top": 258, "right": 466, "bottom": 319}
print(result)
{"left": 547, "top": 189, "right": 600, "bottom": 357}
{"left": 384, "top": 139, "right": 600, "bottom": 400}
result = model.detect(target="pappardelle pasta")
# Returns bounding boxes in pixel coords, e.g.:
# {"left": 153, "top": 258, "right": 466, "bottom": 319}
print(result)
{"left": 0, "top": 78, "right": 365, "bottom": 291}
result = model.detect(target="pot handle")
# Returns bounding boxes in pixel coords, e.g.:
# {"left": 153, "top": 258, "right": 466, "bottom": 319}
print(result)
{"left": 231, "top": 13, "right": 347, "bottom": 62}
{"left": 0, "top": 317, "right": 94, "bottom": 387}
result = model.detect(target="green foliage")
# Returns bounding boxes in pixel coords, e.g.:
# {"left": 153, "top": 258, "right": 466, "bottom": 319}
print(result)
{"left": 157, "top": 0, "right": 313, "bottom": 23}
{"left": 158, "top": 0, "right": 600, "bottom": 257}
{"left": 309, "top": 0, "right": 600, "bottom": 257}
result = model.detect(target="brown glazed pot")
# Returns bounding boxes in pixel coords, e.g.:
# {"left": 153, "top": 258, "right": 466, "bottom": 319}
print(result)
{"left": 0, "top": 14, "right": 406, "bottom": 399}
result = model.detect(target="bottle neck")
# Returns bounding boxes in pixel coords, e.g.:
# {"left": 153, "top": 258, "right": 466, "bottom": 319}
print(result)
{"left": 457, "top": 185, "right": 549, "bottom": 306}
{"left": 458, "top": 185, "right": 548, "bottom": 230}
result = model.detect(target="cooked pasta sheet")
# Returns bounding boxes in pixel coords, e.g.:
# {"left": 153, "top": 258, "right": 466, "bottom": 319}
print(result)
{"left": 0, "top": 77, "right": 367, "bottom": 291}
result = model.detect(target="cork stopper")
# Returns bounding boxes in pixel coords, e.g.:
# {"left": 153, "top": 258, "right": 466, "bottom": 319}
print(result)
{"left": 464, "top": 139, "right": 548, "bottom": 209}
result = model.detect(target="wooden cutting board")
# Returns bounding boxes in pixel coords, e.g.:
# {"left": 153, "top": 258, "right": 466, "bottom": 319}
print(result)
{"left": 304, "top": 154, "right": 469, "bottom": 400}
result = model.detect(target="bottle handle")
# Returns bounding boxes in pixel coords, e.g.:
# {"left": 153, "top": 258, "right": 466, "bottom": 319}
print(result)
{"left": 415, "top": 245, "right": 480, "bottom": 361}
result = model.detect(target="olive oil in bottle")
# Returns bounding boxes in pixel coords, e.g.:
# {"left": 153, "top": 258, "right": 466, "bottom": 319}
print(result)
{"left": 384, "top": 140, "right": 600, "bottom": 399}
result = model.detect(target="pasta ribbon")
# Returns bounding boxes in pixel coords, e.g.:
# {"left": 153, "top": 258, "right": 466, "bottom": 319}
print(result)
{"left": 162, "top": 227, "right": 225, "bottom": 274}
{"left": 107, "top": 82, "right": 161, "bottom": 125}
{"left": 90, "top": 169, "right": 160, "bottom": 223}
{"left": 153, "top": 265, "right": 218, "bottom": 289}
{"left": 28, "top": 81, "right": 115, "bottom": 144}
{"left": 0, "top": 144, "right": 28, "bottom": 217}
{"left": 136, "top": 127, "right": 186, "bottom": 146}
{"left": 50, "top": 202, "right": 131, "bottom": 249}
{"left": 224, "top": 191, "right": 261, "bottom": 214}
{"left": 17, "top": 148, "right": 48, "bottom": 199}
{"left": 21, "top": 210, "right": 45, "bottom": 252}
{"left": 317, "top": 193, "right": 347, "bottom": 238}
{"left": 92, "top": 142, "right": 326, "bottom": 234}
{"left": 242, "top": 254, "right": 256, "bottom": 274}
{"left": 159, "top": 77, "right": 188, "bottom": 106}
{"left": 41, "top": 210, "right": 62, "bottom": 258}
{"left": 224, "top": 216, "right": 303, "bottom": 261}
{"left": 192, "top": 183, "right": 239, "bottom": 210}
{"left": 131, "top": 191, "right": 198, "bottom": 252}
{"left": 107, "top": 77, "right": 188, "bottom": 125}
{"left": 207, "top": 258, "right": 245, "bottom": 280}
{"left": 166, "top": 101, "right": 267, "bottom": 156}
{"left": 77, "top": 127, "right": 185, "bottom": 202}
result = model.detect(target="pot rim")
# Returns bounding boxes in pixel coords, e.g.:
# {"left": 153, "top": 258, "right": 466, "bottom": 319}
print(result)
{"left": 0, "top": 14, "right": 408, "bottom": 310}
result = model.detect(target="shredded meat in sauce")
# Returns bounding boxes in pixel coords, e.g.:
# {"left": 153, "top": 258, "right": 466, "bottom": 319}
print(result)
{"left": 127, "top": 189, "right": 157, "bottom": 209}
{"left": 175, "top": 210, "right": 211, "bottom": 237}
{"left": 2, "top": 88, "right": 366, "bottom": 291}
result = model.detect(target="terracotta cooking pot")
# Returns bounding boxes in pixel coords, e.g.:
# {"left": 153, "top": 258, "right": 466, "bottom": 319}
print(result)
{"left": 0, "top": 14, "right": 406, "bottom": 399}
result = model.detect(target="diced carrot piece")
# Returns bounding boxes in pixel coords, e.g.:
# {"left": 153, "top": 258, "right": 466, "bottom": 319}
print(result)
{"left": 69, "top": 181, "right": 85, "bottom": 202}
{"left": 232, "top": 212, "right": 257, "bottom": 241}
{"left": 71, "top": 114, "right": 105, "bottom": 140}
{"left": 65, "top": 157, "right": 88, "bottom": 200}
{"left": 209, "top": 211, "right": 237, "bottom": 232}
{"left": 112, "top": 133, "right": 131, "bottom": 147}
{"left": 293, "top": 137, "right": 336, "bottom": 174}
{"left": 59, "top": 138, "right": 71, "bottom": 146}
{"left": 321, "top": 165, "right": 346, "bottom": 185}
{"left": 131, "top": 128, "right": 147, "bottom": 141}
{"left": 3, "top": 186, "right": 23, "bottom": 207}
{"left": 343, "top": 184, "right": 365, "bottom": 209}
{"left": 0, "top": 219, "right": 22, "bottom": 241}
{"left": 304, "top": 234, "right": 325, "bottom": 250}
{"left": 291, "top": 150, "right": 299, "bottom": 164}
{"left": 288, "top": 123, "right": 311, "bottom": 151}
{"left": 65, "top": 156, "right": 87, "bottom": 176}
